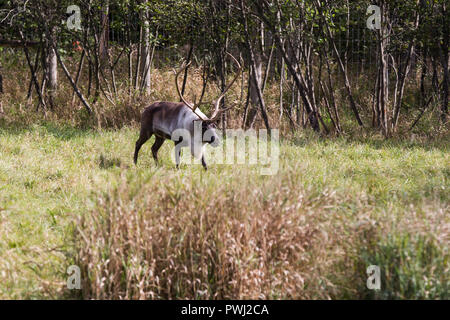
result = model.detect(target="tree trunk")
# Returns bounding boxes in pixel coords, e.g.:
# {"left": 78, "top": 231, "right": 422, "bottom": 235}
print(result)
{"left": 47, "top": 47, "right": 58, "bottom": 105}
{"left": 45, "top": 26, "right": 58, "bottom": 108}
{"left": 99, "top": 1, "right": 109, "bottom": 66}
{"left": 279, "top": 56, "right": 285, "bottom": 123}
{"left": 440, "top": 3, "right": 449, "bottom": 123}
{"left": 54, "top": 45, "right": 93, "bottom": 114}
{"left": 19, "top": 31, "right": 46, "bottom": 110}
{"left": 241, "top": 0, "right": 271, "bottom": 133}
{"left": 246, "top": 53, "right": 262, "bottom": 128}
{"left": 392, "top": 0, "right": 420, "bottom": 130}
{"left": 27, "top": 48, "right": 41, "bottom": 100}
{"left": 140, "top": 1, "right": 151, "bottom": 95}
{"left": 378, "top": 34, "right": 389, "bottom": 136}
{"left": 128, "top": 47, "right": 133, "bottom": 95}
{"left": 0, "top": 63, "right": 3, "bottom": 115}
{"left": 181, "top": 44, "right": 193, "bottom": 97}
{"left": 71, "top": 51, "right": 86, "bottom": 105}
{"left": 134, "top": 26, "right": 142, "bottom": 92}
{"left": 375, "top": 0, "right": 390, "bottom": 136}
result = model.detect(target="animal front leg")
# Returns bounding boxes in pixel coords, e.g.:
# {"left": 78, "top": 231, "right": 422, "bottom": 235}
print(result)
{"left": 151, "top": 137, "right": 165, "bottom": 165}
{"left": 201, "top": 155, "right": 208, "bottom": 171}
{"left": 174, "top": 142, "right": 182, "bottom": 169}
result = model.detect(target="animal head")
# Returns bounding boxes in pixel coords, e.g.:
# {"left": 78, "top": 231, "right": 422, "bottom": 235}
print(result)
{"left": 174, "top": 52, "right": 242, "bottom": 134}
{"left": 201, "top": 120, "right": 219, "bottom": 146}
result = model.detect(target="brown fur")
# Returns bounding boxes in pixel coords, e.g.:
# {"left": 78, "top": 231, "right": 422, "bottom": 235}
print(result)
{"left": 133, "top": 102, "right": 212, "bottom": 170}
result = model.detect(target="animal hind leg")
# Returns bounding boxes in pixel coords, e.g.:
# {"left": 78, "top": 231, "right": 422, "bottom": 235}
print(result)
{"left": 151, "top": 136, "right": 165, "bottom": 165}
{"left": 134, "top": 130, "right": 152, "bottom": 165}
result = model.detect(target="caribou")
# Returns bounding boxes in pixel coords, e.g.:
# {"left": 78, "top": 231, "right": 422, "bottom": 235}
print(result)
{"left": 134, "top": 53, "right": 242, "bottom": 170}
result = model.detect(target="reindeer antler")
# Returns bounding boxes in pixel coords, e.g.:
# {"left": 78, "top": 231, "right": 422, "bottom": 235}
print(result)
{"left": 173, "top": 61, "right": 195, "bottom": 109}
{"left": 208, "top": 52, "right": 242, "bottom": 122}
{"left": 174, "top": 52, "right": 242, "bottom": 122}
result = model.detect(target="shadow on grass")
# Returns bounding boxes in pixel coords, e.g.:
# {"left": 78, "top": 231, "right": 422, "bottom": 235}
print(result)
{"left": 287, "top": 129, "right": 449, "bottom": 153}
{"left": 99, "top": 153, "right": 123, "bottom": 169}
{"left": 2, "top": 118, "right": 448, "bottom": 152}
{"left": 0, "top": 120, "right": 96, "bottom": 141}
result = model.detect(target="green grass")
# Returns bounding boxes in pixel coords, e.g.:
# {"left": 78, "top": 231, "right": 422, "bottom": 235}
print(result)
{"left": 0, "top": 122, "right": 448, "bottom": 299}
{"left": 357, "top": 234, "right": 448, "bottom": 299}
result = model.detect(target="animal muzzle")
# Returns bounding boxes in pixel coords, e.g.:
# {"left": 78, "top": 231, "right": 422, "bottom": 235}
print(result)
{"left": 207, "top": 132, "right": 220, "bottom": 147}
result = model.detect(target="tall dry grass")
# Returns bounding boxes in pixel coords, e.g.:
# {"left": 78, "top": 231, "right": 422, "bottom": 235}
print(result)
{"left": 75, "top": 166, "right": 448, "bottom": 299}
{"left": 75, "top": 175, "right": 349, "bottom": 299}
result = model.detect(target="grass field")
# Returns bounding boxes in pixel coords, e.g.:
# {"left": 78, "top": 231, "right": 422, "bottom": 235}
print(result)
{"left": 0, "top": 121, "right": 448, "bottom": 299}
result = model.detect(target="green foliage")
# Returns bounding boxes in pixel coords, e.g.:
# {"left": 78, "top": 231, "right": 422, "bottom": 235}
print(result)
{"left": 144, "top": 0, "right": 207, "bottom": 45}
{"left": 357, "top": 234, "right": 449, "bottom": 299}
